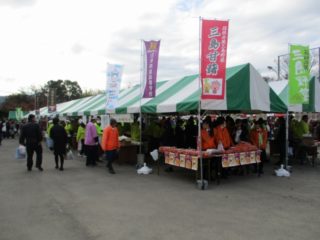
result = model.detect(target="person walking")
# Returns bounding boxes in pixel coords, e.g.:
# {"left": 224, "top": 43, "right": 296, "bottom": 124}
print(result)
{"left": 84, "top": 117, "right": 99, "bottom": 166}
{"left": 76, "top": 119, "right": 86, "bottom": 157}
{"left": 19, "top": 114, "right": 43, "bottom": 171}
{"left": 101, "top": 118, "right": 119, "bottom": 174}
{"left": 50, "top": 118, "right": 68, "bottom": 171}
{"left": 0, "top": 120, "right": 3, "bottom": 146}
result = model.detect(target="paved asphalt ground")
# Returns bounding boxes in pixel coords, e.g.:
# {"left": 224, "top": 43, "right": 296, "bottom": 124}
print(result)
{"left": 0, "top": 138, "right": 320, "bottom": 240}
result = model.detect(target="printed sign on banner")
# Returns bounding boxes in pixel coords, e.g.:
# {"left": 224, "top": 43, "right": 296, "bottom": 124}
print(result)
{"left": 48, "top": 88, "right": 56, "bottom": 113}
{"left": 142, "top": 40, "right": 160, "bottom": 98}
{"left": 289, "top": 45, "right": 310, "bottom": 104}
{"left": 106, "top": 64, "right": 123, "bottom": 111}
{"left": 201, "top": 19, "right": 229, "bottom": 100}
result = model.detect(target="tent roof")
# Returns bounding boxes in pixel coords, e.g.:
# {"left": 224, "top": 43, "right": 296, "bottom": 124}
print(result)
{"left": 269, "top": 77, "right": 320, "bottom": 112}
{"left": 30, "top": 63, "right": 287, "bottom": 117}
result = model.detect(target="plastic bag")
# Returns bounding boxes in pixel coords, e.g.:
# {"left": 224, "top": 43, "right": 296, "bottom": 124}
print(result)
{"left": 65, "top": 150, "right": 74, "bottom": 160}
{"left": 288, "top": 147, "right": 293, "bottom": 157}
{"left": 46, "top": 138, "right": 53, "bottom": 149}
{"left": 18, "top": 145, "right": 26, "bottom": 155}
{"left": 217, "top": 142, "right": 225, "bottom": 152}
{"left": 15, "top": 146, "right": 26, "bottom": 160}
{"left": 77, "top": 141, "right": 82, "bottom": 151}
{"left": 137, "top": 163, "right": 152, "bottom": 175}
{"left": 206, "top": 148, "right": 223, "bottom": 154}
{"left": 150, "top": 149, "right": 159, "bottom": 161}
{"left": 275, "top": 164, "right": 290, "bottom": 177}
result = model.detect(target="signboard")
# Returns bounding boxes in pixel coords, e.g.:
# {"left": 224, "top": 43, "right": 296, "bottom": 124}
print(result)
{"left": 142, "top": 40, "right": 160, "bottom": 98}
{"left": 201, "top": 19, "right": 229, "bottom": 100}
{"left": 289, "top": 45, "right": 310, "bottom": 104}
{"left": 106, "top": 64, "right": 123, "bottom": 111}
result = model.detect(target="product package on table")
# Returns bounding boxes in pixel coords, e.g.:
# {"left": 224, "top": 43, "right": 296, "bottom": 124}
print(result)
{"left": 159, "top": 142, "right": 261, "bottom": 170}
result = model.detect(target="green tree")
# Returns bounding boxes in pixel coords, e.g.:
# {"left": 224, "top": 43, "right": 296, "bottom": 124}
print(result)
{"left": 81, "top": 89, "right": 104, "bottom": 98}
{"left": 0, "top": 91, "right": 34, "bottom": 116}
{"left": 64, "top": 80, "right": 83, "bottom": 100}
{"left": 43, "top": 79, "right": 83, "bottom": 103}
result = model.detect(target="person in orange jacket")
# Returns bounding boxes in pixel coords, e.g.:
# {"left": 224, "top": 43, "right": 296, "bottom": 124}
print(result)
{"left": 101, "top": 118, "right": 120, "bottom": 174}
{"left": 250, "top": 121, "right": 267, "bottom": 174}
{"left": 201, "top": 121, "right": 216, "bottom": 150}
{"left": 214, "top": 117, "right": 233, "bottom": 150}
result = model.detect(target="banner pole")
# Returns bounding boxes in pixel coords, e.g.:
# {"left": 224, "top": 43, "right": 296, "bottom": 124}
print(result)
{"left": 318, "top": 47, "right": 320, "bottom": 83}
{"left": 198, "top": 16, "right": 205, "bottom": 190}
{"left": 285, "top": 43, "right": 290, "bottom": 169}
{"left": 277, "top": 55, "right": 280, "bottom": 80}
{"left": 139, "top": 40, "right": 143, "bottom": 156}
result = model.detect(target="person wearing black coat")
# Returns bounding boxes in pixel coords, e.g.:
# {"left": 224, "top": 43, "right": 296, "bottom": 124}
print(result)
{"left": 232, "top": 119, "right": 249, "bottom": 144}
{"left": 50, "top": 118, "right": 68, "bottom": 171}
{"left": 275, "top": 117, "right": 286, "bottom": 165}
{"left": 19, "top": 114, "right": 43, "bottom": 171}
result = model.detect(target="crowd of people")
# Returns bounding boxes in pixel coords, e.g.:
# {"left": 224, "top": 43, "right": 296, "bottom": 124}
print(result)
{"left": 2, "top": 113, "right": 320, "bottom": 175}
{"left": 0, "top": 119, "right": 22, "bottom": 145}
{"left": 18, "top": 114, "right": 120, "bottom": 174}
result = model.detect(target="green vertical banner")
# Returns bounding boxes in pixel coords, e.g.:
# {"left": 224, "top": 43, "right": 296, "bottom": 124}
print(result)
{"left": 15, "top": 107, "right": 23, "bottom": 121}
{"left": 289, "top": 44, "right": 310, "bottom": 104}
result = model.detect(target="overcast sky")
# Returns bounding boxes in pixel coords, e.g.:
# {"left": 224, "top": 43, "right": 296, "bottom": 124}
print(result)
{"left": 0, "top": 0, "right": 319, "bottom": 95}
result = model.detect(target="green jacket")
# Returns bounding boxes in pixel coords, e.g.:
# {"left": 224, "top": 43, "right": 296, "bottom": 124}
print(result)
{"left": 65, "top": 123, "right": 73, "bottom": 136}
{"left": 294, "top": 121, "right": 309, "bottom": 139}
{"left": 131, "top": 122, "right": 140, "bottom": 141}
{"left": 47, "top": 123, "right": 53, "bottom": 138}
{"left": 76, "top": 125, "right": 85, "bottom": 142}
{"left": 95, "top": 123, "right": 103, "bottom": 137}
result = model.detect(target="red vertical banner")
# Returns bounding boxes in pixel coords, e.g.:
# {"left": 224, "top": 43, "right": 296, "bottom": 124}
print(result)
{"left": 201, "top": 19, "right": 229, "bottom": 100}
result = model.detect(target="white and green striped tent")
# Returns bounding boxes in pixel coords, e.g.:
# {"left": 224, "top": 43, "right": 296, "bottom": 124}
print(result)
{"left": 269, "top": 76, "right": 320, "bottom": 112}
{"left": 30, "top": 63, "right": 287, "bottom": 117}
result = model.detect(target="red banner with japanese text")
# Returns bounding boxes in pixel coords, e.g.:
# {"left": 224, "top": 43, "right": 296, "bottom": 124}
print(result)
{"left": 201, "top": 19, "right": 229, "bottom": 100}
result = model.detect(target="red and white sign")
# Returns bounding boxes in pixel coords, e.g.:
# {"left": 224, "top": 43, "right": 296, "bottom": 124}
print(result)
{"left": 201, "top": 19, "right": 229, "bottom": 100}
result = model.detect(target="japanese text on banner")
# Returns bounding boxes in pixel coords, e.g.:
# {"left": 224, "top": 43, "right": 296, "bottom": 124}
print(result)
{"left": 289, "top": 45, "right": 310, "bottom": 104}
{"left": 201, "top": 20, "right": 229, "bottom": 100}
{"left": 106, "top": 64, "right": 123, "bottom": 111}
{"left": 48, "top": 88, "right": 56, "bottom": 113}
{"left": 143, "top": 40, "right": 160, "bottom": 98}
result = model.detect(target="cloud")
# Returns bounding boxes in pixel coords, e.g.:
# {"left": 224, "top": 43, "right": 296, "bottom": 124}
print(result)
{"left": 0, "top": 0, "right": 319, "bottom": 96}
{"left": 71, "top": 43, "right": 86, "bottom": 55}
{"left": 0, "top": 0, "right": 36, "bottom": 8}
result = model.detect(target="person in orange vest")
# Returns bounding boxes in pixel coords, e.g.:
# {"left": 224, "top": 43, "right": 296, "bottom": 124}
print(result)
{"left": 201, "top": 121, "right": 216, "bottom": 150}
{"left": 214, "top": 117, "right": 233, "bottom": 150}
{"left": 250, "top": 121, "right": 267, "bottom": 174}
{"left": 101, "top": 118, "right": 120, "bottom": 174}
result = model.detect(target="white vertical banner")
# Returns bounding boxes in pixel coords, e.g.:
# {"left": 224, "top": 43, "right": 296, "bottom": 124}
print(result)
{"left": 106, "top": 63, "right": 123, "bottom": 112}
